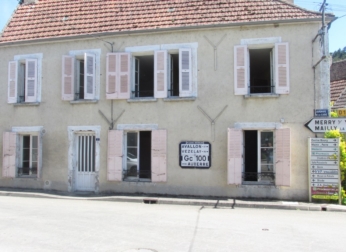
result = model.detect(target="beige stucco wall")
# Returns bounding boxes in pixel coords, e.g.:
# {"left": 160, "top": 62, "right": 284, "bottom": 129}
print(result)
{"left": 0, "top": 21, "right": 326, "bottom": 200}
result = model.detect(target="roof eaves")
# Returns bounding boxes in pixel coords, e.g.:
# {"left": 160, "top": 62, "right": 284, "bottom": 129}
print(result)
{"left": 0, "top": 17, "right": 326, "bottom": 47}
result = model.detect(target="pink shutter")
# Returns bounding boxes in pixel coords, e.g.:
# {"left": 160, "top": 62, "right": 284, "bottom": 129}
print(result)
{"left": 275, "top": 42, "right": 289, "bottom": 94}
{"left": 106, "top": 53, "right": 118, "bottom": 99}
{"left": 2, "top": 132, "right": 17, "bottom": 178}
{"left": 84, "top": 53, "right": 96, "bottom": 99}
{"left": 8, "top": 61, "right": 18, "bottom": 104}
{"left": 151, "top": 129, "right": 167, "bottom": 182}
{"left": 234, "top": 45, "right": 248, "bottom": 95}
{"left": 62, "top": 55, "right": 75, "bottom": 101}
{"left": 275, "top": 128, "right": 291, "bottom": 186}
{"left": 118, "top": 53, "right": 131, "bottom": 99}
{"left": 154, "top": 50, "right": 168, "bottom": 98}
{"left": 227, "top": 128, "right": 243, "bottom": 185}
{"left": 179, "top": 48, "right": 192, "bottom": 97}
{"left": 107, "top": 130, "right": 123, "bottom": 181}
{"left": 25, "top": 59, "right": 37, "bottom": 102}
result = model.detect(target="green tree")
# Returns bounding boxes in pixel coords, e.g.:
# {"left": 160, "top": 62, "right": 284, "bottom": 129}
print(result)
{"left": 332, "top": 47, "right": 346, "bottom": 62}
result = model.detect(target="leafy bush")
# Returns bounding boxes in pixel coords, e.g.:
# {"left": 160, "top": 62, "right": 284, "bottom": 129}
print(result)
{"left": 324, "top": 129, "right": 346, "bottom": 204}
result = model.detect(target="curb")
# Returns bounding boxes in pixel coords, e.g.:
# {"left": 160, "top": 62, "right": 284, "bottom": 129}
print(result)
{"left": 1, "top": 190, "right": 346, "bottom": 212}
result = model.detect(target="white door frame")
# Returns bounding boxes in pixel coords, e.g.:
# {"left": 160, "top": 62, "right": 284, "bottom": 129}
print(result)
{"left": 68, "top": 126, "right": 101, "bottom": 192}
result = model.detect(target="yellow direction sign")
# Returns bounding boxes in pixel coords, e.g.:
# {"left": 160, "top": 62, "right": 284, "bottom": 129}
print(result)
{"left": 337, "top": 109, "right": 346, "bottom": 117}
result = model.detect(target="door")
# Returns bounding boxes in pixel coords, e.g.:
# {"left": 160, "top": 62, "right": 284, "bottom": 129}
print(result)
{"left": 75, "top": 133, "right": 96, "bottom": 191}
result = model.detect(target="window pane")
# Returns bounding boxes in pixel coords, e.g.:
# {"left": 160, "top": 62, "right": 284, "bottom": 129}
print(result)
{"left": 32, "top": 136, "right": 38, "bottom": 148}
{"left": 23, "top": 135, "right": 30, "bottom": 148}
{"left": 261, "top": 132, "right": 273, "bottom": 146}
{"left": 32, "top": 149, "right": 38, "bottom": 162}
{"left": 127, "top": 132, "right": 137, "bottom": 147}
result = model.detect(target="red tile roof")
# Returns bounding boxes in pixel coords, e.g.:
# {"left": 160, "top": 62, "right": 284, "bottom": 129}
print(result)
{"left": 331, "top": 80, "right": 346, "bottom": 109}
{"left": 331, "top": 60, "right": 346, "bottom": 82}
{"left": 0, "top": 0, "right": 329, "bottom": 44}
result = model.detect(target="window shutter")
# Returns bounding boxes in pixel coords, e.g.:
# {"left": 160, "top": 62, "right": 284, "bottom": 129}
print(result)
{"left": 151, "top": 129, "right": 167, "bottom": 182}
{"left": 275, "top": 128, "right": 291, "bottom": 186}
{"left": 118, "top": 53, "right": 131, "bottom": 99}
{"left": 25, "top": 58, "right": 38, "bottom": 102}
{"left": 179, "top": 48, "right": 192, "bottom": 97}
{"left": 154, "top": 50, "right": 168, "bottom": 98}
{"left": 106, "top": 53, "right": 118, "bottom": 99}
{"left": 234, "top": 45, "right": 248, "bottom": 95}
{"left": 107, "top": 130, "right": 123, "bottom": 181}
{"left": 84, "top": 53, "right": 96, "bottom": 99}
{"left": 275, "top": 42, "right": 289, "bottom": 94}
{"left": 62, "top": 55, "right": 75, "bottom": 101}
{"left": 8, "top": 61, "right": 18, "bottom": 104}
{"left": 2, "top": 132, "right": 17, "bottom": 178}
{"left": 227, "top": 128, "right": 243, "bottom": 185}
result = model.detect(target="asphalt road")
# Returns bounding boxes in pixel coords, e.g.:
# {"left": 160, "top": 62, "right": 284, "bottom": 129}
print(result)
{"left": 0, "top": 196, "right": 345, "bottom": 252}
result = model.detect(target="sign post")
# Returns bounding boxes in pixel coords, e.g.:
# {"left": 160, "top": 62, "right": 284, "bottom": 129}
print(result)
{"left": 305, "top": 118, "right": 346, "bottom": 133}
{"left": 308, "top": 138, "right": 341, "bottom": 204}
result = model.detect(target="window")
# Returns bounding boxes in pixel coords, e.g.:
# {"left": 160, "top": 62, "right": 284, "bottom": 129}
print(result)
{"left": 107, "top": 43, "right": 197, "bottom": 100}
{"left": 125, "top": 131, "right": 151, "bottom": 179}
{"left": 227, "top": 126, "right": 290, "bottom": 186}
{"left": 249, "top": 49, "right": 273, "bottom": 94}
{"left": 18, "top": 135, "right": 39, "bottom": 176}
{"left": 2, "top": 127, "right": 43, "bottom": 178}
{"left": 234, "top": 38, "right": 289, "bottom": 96}
{"left": 107, "top": 127, "right": 167, "bottom": 182}
{"left": 243, "top": 131, "right": 274, "bottom": 183}
{"left": 62, "top": 49, "right": 100, "bottom": 101}
{"left": 8, "top": 53, "right": 42, "bottom": 104}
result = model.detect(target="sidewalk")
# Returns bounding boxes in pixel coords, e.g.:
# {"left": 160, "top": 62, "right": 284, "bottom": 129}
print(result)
{"left": 1, "top": 188, "right": 346, "bottom": 212}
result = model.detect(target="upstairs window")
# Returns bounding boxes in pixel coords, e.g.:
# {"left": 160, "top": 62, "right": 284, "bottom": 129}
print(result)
{"left": 249, "top": 49, "right": 273, "bottom": 94}
{"left": 107, "top": 43, "right": 197, "bottom": 100}
{"left": 8, "top": 53, "right": 42, "bottom": 104}
{"left": 234, "top": 39, "right": 289, "bottom": 96}
{"left": 62, "top": 49, "right": 100, "bottom": 101}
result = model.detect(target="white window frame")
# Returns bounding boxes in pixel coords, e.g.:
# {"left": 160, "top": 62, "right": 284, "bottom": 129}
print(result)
{"left": 117, "top": 124, "right": 158, "bottom": 182}
{"left": 234, "top": 122, "right": 281, "bottom": 185}
{"left": 11, "top": 126, "right": 43, "bottom": 178}
{"left": 125, "top": 43, "right": 198, "bottom": 100}
{"left": 11, "top": 53, "right": 43, "bottom": 104}
{"left": 68, "top": 49, "right": 101, "bottom": 101}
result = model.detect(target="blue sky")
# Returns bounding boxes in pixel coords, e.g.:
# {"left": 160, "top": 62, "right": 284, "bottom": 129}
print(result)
{"left": 0, "top": 0, "right": 345, "bottom": 52}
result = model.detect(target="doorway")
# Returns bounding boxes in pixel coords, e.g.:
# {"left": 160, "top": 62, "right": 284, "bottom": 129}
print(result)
{"left": 75, "top": 133, "right": 96, "bottom": 191}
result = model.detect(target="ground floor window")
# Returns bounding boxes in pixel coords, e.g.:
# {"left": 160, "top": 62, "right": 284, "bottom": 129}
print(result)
{"left": 125, "top": 131, "right": 151, "bottom": 180}
{"left": 244, "top": 130, "right": 274, "bottom": 183}
{"left": 18, "top": 134, "right": 39, "bottom": 176}
{"left": 2, "top": 127, "right": 43, "bottom": 178}
{"left": 107, "top": 127, "right": 167, "bottom": 183}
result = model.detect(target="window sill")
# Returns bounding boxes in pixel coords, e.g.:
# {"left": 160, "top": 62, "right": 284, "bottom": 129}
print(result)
{"left": 123, "top": 178, "right": 151, "bottom": 182}
{"left": 242, "top": 181, "right": 275, "bottom": 186}
{"left": 127, "top": 98, "right": 157, "bottom": 103}
{"left": 163, "top": 97, "right": 196, "bottom": 102}
{"left": 13, "top": 102, "right": 40, "bottom": 107}
{"left": 17, "top": 175, "right": 38, "bottom": 179}
{"left": 70, "top": 99, "right": 98, "bottom": 104}
{"left": 244, "top": 94, "right": 279, "bottom": 99}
